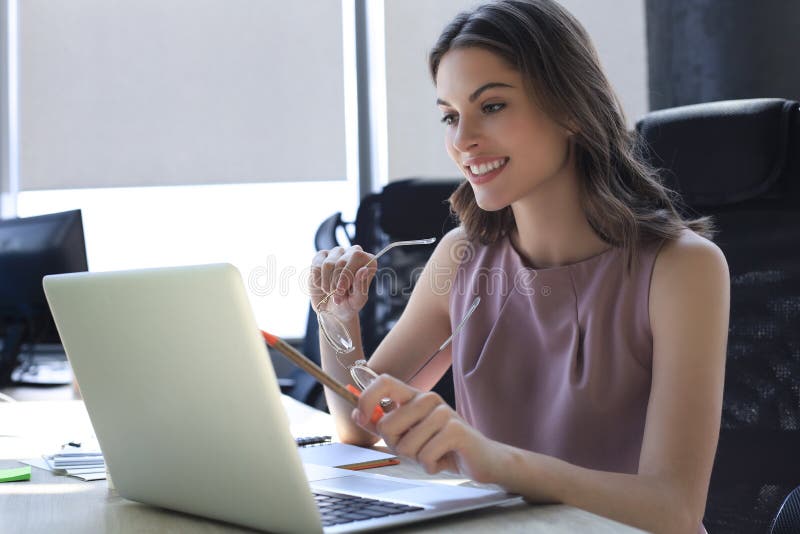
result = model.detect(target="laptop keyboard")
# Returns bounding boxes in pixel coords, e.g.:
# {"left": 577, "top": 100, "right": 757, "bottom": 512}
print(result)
{"left": 313, "top": 489, "right": 424, "bottom": 527}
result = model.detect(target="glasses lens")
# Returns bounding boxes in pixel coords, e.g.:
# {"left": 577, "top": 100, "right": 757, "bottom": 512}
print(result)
{"left": 317, "top": 310, "right": 355, "bottom": 353}
{"left": 350, "top": 363, "right": 379, "bottom": 391}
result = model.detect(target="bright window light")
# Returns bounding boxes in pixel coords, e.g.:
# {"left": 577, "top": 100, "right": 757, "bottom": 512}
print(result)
{"left": 18, "top": 182, "right": 357, "bottom": 339}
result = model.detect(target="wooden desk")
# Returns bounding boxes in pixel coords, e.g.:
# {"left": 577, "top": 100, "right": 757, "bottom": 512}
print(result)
{"left": 0, "top": 399, "right": 646, "bottom": 533}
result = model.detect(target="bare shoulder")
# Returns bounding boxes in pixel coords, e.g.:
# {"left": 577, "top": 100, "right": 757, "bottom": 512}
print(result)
{"left": 416, "top": 226, "right": 474, "bottom": 314}
{"left": 652, "top": 228, "right": 729, "bottom": 285}
{"left": 436, "top": 226, "right": 471, "bottom": 253}
{"left": 428, "top": 225, "right": 473, "bottom": 270}
{"left": 650, "top": 228, "right": 731, "bottom": 329}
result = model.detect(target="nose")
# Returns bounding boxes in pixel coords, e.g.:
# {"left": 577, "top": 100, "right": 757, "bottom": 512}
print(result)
{"left": 451, "top": 117, "right": 480, "bottom": 153}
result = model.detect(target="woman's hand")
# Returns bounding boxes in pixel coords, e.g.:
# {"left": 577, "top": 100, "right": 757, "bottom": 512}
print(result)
{"left": 309, "top": 245, "right": 378, "bottom": 322}
{"left": 351, "top": 374, "right": 509, "bottom": 483}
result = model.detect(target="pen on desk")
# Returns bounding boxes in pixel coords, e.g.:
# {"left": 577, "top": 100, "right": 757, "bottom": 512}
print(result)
{"left": 295, "top": 435, "right": 332, "bottom": 447}
{"left": 260, "top": 329, "right": 384, "bottom": 424}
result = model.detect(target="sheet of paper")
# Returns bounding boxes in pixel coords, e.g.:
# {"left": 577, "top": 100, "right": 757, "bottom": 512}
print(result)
{"left": 68, "top": 471, "right": 106, "bottom": 481}
{"left": 19, "top": 458, "right": 51, "bottom": 472}
{"left": 64, "top": 467, "right": 107, "bottom": 475}
{"left": 20, "top": 457, "right": 107, "bottom": 481}
{"left": 297, "top": 442, "right": 396, "bottom": 469}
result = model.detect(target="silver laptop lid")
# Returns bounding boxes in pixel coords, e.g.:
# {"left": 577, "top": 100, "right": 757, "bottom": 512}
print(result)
{"left": 43, "top": 263, "right": 323, "bottom": 533}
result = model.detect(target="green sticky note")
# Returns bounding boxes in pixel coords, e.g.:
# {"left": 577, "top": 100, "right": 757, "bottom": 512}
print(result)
{"left": 0, "top": 466, "right": 31, "bottom": 482}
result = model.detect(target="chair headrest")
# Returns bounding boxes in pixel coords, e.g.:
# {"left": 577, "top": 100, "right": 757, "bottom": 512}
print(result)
{"left": 636, "top": 98, "right": 799, "bottom": 207}
{"left": 360, "top": 178, "right": 461, "bottom": 240}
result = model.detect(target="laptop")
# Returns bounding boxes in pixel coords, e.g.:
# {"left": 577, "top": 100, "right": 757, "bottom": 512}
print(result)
{"left": 43, "top": 263, "right": 519, "bottom": 533}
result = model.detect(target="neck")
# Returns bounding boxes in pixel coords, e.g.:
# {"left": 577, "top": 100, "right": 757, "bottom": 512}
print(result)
{"left": 509, "top": 152, "right": 609, "bottom": 269}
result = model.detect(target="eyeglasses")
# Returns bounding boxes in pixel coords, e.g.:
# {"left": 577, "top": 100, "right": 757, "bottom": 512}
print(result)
{"left": 315, "top": 237, "right": 436, "bottom": 354}
{"left": 343, "top": 296, "right": 481, "bottom": 408}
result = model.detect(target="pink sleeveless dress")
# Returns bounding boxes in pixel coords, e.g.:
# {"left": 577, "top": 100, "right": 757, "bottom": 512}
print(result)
{"left": 450, "top": 234, "right": 707, "bottom": 532}
{"left": 450, "top": 234, "right": 663, "bottom": 471}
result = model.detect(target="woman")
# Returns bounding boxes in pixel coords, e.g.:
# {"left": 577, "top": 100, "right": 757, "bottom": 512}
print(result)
{"left": 309, "top": 1, "right": 730, "bottom": 532}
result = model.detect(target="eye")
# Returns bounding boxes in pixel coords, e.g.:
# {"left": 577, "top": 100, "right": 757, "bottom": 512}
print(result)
{"left": 439, "top": 103, "right": 505, "bottom": 126}
{"left": 484, "top": 102, "right": 505, "bottom": 113}
{"left": 440, "top": 113, "right": 456, "bottom": 126}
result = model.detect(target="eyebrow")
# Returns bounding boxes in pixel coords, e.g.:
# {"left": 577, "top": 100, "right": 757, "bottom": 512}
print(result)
{"left": 436, "top": 82, "right": 514, "bottom": 107}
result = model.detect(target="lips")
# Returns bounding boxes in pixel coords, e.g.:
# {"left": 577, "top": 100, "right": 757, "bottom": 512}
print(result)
{"left": 465, "top": 157, "right": 509, "bottom": 185}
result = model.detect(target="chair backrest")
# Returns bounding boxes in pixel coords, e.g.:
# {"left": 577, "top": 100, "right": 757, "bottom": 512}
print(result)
{"left": 637, "top": 98, "right": 800, "bottom": 534}
{"left": 771, "top": 485, "right": 800, "bottom": 534}
{"left": 352, "top": 179, "right": 461, "bottom": 406}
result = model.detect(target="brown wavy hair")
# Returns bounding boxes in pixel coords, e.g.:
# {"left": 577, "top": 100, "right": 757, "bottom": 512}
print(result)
{"left": 428, "top": 0, "right": 714, "bottom": 272}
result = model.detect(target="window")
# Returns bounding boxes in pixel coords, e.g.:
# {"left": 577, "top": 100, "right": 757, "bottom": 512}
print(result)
{"left": 18, "top": 182, "right": 357, "bottom": 338}
{"left": 8, "top": 0, "right": 360, "bottom": 338}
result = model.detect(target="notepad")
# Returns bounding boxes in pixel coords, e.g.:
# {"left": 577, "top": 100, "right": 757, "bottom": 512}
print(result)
{"left": 19, "top": 442, "right": 110, "bottom": 481}
{"left": 297, "top": 442, "right": 399, "bottom": 470}
{"left": 0, "top": 466, "right": 31, "bottom": 483}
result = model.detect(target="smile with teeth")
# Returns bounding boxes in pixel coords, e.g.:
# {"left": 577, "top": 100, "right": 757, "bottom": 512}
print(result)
{"left": 469, "top": 158, "right": 509, "bottom": 176}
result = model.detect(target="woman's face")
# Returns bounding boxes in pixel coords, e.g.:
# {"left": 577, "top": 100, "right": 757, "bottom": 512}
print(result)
{"left": 436, "top": 47, "right": 572, "bottom": 211}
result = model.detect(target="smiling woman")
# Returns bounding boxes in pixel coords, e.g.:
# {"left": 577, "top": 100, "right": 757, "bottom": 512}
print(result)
{"left": 311, "top": 3, "right": 730, "bottom": 534}
{"left": 430, "top": 14, "right": 714, "bottom": 266}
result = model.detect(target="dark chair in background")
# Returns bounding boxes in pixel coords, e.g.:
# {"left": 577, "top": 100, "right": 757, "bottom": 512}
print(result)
{"left": 292, "top": 179, "right": 460, "bottom": 410}
{"left": 637, "top": 98, "right": 800, "bottom": 533}
{"left": 770, "top": 484, "right": 800, "bottom": 534}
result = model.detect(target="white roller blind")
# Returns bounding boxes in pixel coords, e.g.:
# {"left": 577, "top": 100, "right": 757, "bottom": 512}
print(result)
{"left": 382, "top": 0, "right": 647, "bottom": 182}
{"left": 19, "top": 0, "right": 346, "bottom": 190}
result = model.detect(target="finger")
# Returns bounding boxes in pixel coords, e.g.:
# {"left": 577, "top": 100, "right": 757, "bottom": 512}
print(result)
{"left": 352, "top": 374, "right": 418, "bottom": 432}
{"left": 416, "top": 419, "right": 463, "bottom": 475}
{"left": 311, "top": 249, "right": 329, "bottom": 268}
{"left": 335, "top": 249, "right": 370, "bottom": 298}
{"left": 330, "top": 256, "right": 349, "bottom": 304}
{"left": 386, "top": 398, "right": 449, "bottom": 458}
{"left": 309, "top": 251, "right": 328, "bottom": 297}
{"left": 348, "top": 266, "right": 375, "bottom": 310}
{"left": 334, "top": 253, "right": 358, "bottom": 296}
{"left": 355, "top": 263, "right": 378, "bottom": 297}
{"left": 336, "top": 250, "right": 373, "bottom": 296}
{"left": 320, "top": 247, "right": 345, "bottom": 298}
{"left": 376, "top": 392, "right": 441, "bottom": 447}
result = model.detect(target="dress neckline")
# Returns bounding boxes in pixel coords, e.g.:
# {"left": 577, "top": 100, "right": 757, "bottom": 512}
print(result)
{"left": 504, "top": 233, "right": 617, "bottom": 272}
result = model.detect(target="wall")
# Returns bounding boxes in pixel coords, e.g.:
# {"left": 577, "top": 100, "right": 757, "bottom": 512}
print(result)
{"left": 382, "top": 0, "right": 648, "bottom": 182}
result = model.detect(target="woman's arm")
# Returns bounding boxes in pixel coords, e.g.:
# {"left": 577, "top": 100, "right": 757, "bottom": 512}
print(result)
{"left": 318, "top": 313, "right": 377, "bottom": 445}
{"left": 363, "top": 227, "right": 469, "bottom": 391}
{"left": 313, "top": 245, "right": 376, "bottom": 445}
{"left": 352, "top": 231, "right": 730, "bottom": 534}
{"left": 315, "top": 228, "right": 466, "bottom": 446}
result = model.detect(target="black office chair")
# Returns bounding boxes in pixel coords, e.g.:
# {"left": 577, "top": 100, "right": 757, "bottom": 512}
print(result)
{"left": 637, "top": 98, "right": 800, "bottom": 534}
{"left": 771, "top": 485, "right": 800, "bottom": 534}
{"left": 295, "top": 179, "right": 461, "bottom": 410}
